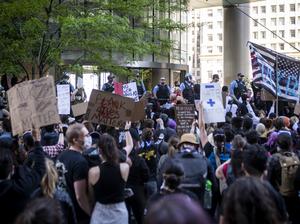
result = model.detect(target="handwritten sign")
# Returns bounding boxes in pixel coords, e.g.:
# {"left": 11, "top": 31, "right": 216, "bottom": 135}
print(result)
{"left": 7, "top": 76, "right": 60, "bottom": 135}
{"left": 123, "top": 82, "right": 139, "bottom": 102}
{"left": 200, "top": 83, "right": 225, "bottom": 123}
{"left": 85, "top": 90, "right": 146, "bottom": 127}
{"left": 175, "top": 104, "right": 195, "bottom": 137}
{"left": 57, "top": 84, "right": 70, "bottom": 114}
{"left": 72, "top": 102, "right": 88, "bottom": 117}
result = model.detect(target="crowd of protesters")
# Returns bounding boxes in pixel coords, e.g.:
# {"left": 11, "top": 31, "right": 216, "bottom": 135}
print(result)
{"left": 0, "top": 72, "right": 300, "bottom": 224}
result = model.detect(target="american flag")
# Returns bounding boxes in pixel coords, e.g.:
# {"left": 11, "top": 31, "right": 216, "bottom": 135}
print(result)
{"left": 249, "top": 42, "right": 300, "bottom": 101}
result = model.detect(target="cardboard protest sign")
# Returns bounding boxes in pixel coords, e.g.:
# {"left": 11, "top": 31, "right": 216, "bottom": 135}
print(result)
{"left": 72, "top": 102, "right": 88, "bottom": 117}
{"left": 57, "top": 84, "right": 70, "bottom": 114}
{"left": 123, "top": 82, "right": 139, "bottom": 102}
{"left": 114, "top": 82, "right": 123, "bottom": 96}
{"left": 200, "top": 83, "right": 225, "bottom": 123}
{"left": 7, "top": 76, "right": 60, "bottom": 135}
{"left": 85, "top": 90, "right": 146, "bottom": 127}
{"left": 175, "top": 104, "right": 195, "bottom": 137}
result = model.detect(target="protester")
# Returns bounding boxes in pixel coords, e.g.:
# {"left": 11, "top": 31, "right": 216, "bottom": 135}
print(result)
{"left": 15, "top": 197, "right": 65, "bottom": 224}
{"left": 0, "top": 129, "right": 46, "bottom": 224}
{"left": 88, "top": 122, "right": 133, "bottom": 224}
{"left": 222, "top": 177, "right": 285, "bottom": 224}
{"left": 56, "top": 123, "right": 91, "bottom": 223}
{"left": 268, "top": 133, "right": 300, "bottom": 223}
{"left": 145, "top": 194, "right": 212, "bottom": 224}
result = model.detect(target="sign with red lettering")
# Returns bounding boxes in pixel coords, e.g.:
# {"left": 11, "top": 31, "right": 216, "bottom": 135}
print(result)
{"left": 7, "top": 76, "right": 60, "bottom": 136}
{"left": 85, "top": 90, "right": 146, "bottom": 127}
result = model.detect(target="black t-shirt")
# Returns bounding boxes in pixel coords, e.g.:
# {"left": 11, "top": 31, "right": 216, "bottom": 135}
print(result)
{"left": 56, "top": 150, "right": 89, "bottom": 221}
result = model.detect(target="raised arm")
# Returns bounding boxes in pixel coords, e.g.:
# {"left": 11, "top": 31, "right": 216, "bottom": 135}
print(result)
{"left": 123, "top": 121, "right": 133, "bottom": 156}
{"left": 196, "top": 101, "right": 208, "bottom": 147}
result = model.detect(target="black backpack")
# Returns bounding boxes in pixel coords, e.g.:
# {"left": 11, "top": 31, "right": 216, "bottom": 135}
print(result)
{"left": 173, "top": 151, "right": 208, "bottom": 201}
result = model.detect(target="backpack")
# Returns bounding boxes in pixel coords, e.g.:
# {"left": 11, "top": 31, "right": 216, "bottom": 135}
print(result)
{"left": 274, "top": 152, "right": 300, "bottom": 196}
{"left": 173, "top": 151, "right": 208, "bottom": 201}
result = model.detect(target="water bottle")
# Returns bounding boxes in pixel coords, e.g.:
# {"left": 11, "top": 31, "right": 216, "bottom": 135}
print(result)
{"left": 203, "top": 180, "right": 212, "bottom": 209}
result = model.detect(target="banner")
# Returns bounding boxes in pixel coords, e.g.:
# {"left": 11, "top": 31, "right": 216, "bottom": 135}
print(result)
{"left": 85, "top": 90, "right": 146, "bottom": 127}
{"left": 7, "top": 76, "right": 60, "bottom": 135}
{"left": 175, "top": 104, "right": 195, "bottom": 137}
{"left": 57, "top": 84, "right": 70, "bottom": 114}
{"left": 200, "top": 83, "right": 225, "bottom": 123}
{"left": 123, "top": 82, "right": 139, "bottom": 102}
{"left": 72, "top": 102, "right": 88, "bottom": 117}
{"left": 249, "top": 42, "right": 300, "bottom": 101}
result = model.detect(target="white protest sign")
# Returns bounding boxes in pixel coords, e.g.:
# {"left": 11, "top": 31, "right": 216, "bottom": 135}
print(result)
{"left": 123, "top": 82, "right": 139, "bottom": 102}
{"left": 200, "top": 83, "right": 225, "bottom": 123}
{"left": 77, "top": 77, "right": 83, "bottom": 89}
{"left": 57, "top": 84, "right": 70, "bottom": 114}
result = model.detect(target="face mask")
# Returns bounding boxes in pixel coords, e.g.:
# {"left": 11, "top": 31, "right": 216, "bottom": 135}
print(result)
{"left": 84, "top": 136, "right": 92, "bottom": 149}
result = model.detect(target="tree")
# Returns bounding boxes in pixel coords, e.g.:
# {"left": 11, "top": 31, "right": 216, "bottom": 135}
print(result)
{"left": 0, "top": 0, "right": 187, "bottom": 79}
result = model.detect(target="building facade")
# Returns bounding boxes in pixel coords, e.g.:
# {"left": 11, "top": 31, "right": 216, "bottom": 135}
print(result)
{"left": 189, "top": 0, "right": 300, "bottom": 85}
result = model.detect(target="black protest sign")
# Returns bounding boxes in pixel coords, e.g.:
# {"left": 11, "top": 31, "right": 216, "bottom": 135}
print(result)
{"left": 175, "top": 104, "right": 195, "bottom": 137}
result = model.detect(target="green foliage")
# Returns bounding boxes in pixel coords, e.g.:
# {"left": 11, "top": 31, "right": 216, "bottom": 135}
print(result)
{"left": 0, "top": 0, "right": 187, "bottom": 78}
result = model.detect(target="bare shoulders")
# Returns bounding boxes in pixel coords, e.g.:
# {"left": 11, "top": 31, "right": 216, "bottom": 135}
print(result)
{"left": 120, "top": 163, "right": 130, "bottom": 181}
{"left": 88, "top": 166, "right": 100, "bottom": 186}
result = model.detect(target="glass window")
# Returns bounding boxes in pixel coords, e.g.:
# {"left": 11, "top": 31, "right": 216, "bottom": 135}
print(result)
{"left": 279, "top": 4, "right": 284, "bottom": 12}
{"left": 290, "top": 4, "right": 296, "bottom": 12}
{"left": 260, "top": 18, "right": 266, "bottom": 26}
{"left": 217, "top": 9, "right": 222, "bottom": 16}
{"left": 253, "top": 19, "right": 258, "bottom": 27}
{"left": 207, "top": 47, "right": 213, "bottom": 53}
{"left": 271, "top": 43, "right": 276, "bottom": 50}
{"left": 217, "top": 21, "right": 222, "bottom": 28}
{"left": 279, "top": 17, "right": 285, "bottom": 25}
{"left": 271, "top": 5, "right": 276, "bottom": 13}
{"left": 253, "top": 32, "right": 258, "bottom": 39}
{"left": 218, "top": 46, "right": 223, "bottom": 53}
{"left": 208, "top": 23, "right": 213, "bottom": 29}
{"left": 208, "top": 70, "right": 213, "bottom": 78}
{"left": 253, "top": 6, "right": 258, "bottom": 14}
{"left": 279, "top": 43, "right": 284, "bottom": 50}
{"left": 290, "top": 30, "right": 296, "bottom": 37}
{"left": 208, "top": 34, "right": 213, "bottom": 41}
{"left": 261, "top": 6, "right": 266, "bottom": 13}
{"left": 272, "top": 30, "right": 277, "bottom": 38}
{"left": 217, "top": 33, "right": 222, "bottom": 41}
{"left": 290, "top": 17, "right": 296, "bottom": 24}
{"left": 261, "top": 31, "right": 266, "bottom": 39}
{"left": 279, "top": 30, "right": 285, "bottom": 38}
{"left": 208, "top": 9, "right": 213, "bottom": 17}
{"left": 271, "top": 18, "right": 277, "bottom": 26}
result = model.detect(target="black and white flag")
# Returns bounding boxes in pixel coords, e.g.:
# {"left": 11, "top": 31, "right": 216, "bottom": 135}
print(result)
{"left": 248, "top": 42, "right": 300, "bottom": 101}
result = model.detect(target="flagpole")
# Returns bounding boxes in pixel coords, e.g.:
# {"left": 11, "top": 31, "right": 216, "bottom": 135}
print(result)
{"left": 276, "top": 53, "right": 279, "bottom": 117}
